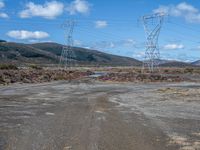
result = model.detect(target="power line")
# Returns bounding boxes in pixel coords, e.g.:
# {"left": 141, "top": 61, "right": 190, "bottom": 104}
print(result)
{"left": 168, "top": 21, "right": 200, "bottom": 34}
{"left": 164, "top": 26, "right": 199, "bottom": 44}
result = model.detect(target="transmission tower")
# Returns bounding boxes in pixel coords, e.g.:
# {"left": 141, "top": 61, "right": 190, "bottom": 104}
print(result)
{"left": 142, "top": 13, "right": 165, "bottom": 73}
{"left": 60, "top": 20, "right": 76, "bottom": 68}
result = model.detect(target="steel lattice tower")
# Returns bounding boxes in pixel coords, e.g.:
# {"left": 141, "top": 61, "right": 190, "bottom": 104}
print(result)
{"left": 60, "top": 20, "right": 76, "bottom": 68}
{"left": 142, "top": 13, "right": 165, "bottom": 73}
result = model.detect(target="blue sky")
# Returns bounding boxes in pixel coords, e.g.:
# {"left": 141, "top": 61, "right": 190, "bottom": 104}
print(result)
{"left": 0, "top": 0, "right": 200, "bottom": 61}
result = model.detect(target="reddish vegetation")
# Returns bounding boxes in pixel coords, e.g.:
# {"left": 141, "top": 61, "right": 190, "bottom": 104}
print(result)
{"left": 97, "top": 72, "right": 187, "bottom": 83}
{"left": 1, "top": 66, "right": 199, "bottom": 85}
{"left": 0, "top": 69, "right": 93, "bottom": 85}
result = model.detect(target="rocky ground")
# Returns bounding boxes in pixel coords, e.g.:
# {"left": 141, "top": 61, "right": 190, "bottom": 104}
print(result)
{"left": 97, "top": 72, "right": 186, "bottom": 82}
{"left": 94, "top": 67, "right": 200, "bottom": 83}
{"left": 0, "top": 81, "right": 200, "bottom": 150}
{"left": 0, "top": 69, "right": 93, "bottom": 85}
{"left": 1, "top": 67, "right": 200, "bottom": 85}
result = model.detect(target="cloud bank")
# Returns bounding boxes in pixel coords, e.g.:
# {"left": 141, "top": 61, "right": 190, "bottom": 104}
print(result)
{"left": 154, "top": 2, "right": 200, "bottom": 23}
{"left": 7, "top": 30, "right": 49, "bottom": 40}
{"left": 19, "top": 1, "right": 64, "bottom": 19}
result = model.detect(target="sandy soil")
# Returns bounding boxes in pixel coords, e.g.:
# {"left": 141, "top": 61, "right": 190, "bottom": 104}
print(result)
{"left": 0, "top": 81, "right": 200, "bottom": 150}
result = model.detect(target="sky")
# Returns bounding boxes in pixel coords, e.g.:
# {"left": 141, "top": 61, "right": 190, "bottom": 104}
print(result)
{"left": 0, "top": 0, "right": 200, "bottom": 62}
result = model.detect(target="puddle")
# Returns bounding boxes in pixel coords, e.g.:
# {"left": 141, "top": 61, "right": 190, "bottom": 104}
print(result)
{"left": 45, "top": 112, "right": 55, "bottom": 116}
{"left": 88, "top": 72, "right": 107, "bottom": 78}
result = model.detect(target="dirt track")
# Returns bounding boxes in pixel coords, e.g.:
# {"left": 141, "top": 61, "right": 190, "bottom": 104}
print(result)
{"left": 0, "top": 81, "right": 200, "bottom": 150}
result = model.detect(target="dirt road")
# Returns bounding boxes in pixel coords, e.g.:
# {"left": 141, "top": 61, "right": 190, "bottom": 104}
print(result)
{"left": 0, "top": 81, "right": 200, "bottom": 150}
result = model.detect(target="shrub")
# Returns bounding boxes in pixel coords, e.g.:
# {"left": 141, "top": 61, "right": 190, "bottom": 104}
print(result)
{"left": 0, "top": 75, "right": 4, "bottom": 84}
{"left": 29, "top": 65, "right": 43, "bottom": 70}
{"left": 0, "top": 64, "right": 18, "bottom": 70}
{"left": 184, "top": 68, "right": 194, "bottom": 73}
{"left": 163, "top": 69, "right": 169, "bottom": 73}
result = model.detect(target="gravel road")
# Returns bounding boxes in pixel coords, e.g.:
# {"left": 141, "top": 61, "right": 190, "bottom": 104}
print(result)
{"left": 0, "top": 81, "right": 200, "bottom": 150}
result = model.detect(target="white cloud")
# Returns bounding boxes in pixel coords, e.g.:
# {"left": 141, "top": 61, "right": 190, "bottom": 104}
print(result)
{"left": 7, "top": 30, "right": 49, "bottom": 40}
{"left": 90, "top": 39, "right": 136, "bottom": 50}
{"left": 154, "top": 2, "right": 200, "bottom": 23}
{"left": 74, "top": 40, "right": 82, "bottom": 46}
{"left": 28, "top": 39, "right": 39, "bottom": 43}
{"left": 163, "top": 44, "right": 184, "bottom": 50}
{"left": 112, "top": 39, "right": 136, "bottom": 47}
{"left": 0, "top": 1, "right": 5, "bottom": 9}
{"left": 92, "top": 41, "right": 115, "bottom": 49}
{"left": 109, "top": 42, "right": 115, "bottom": 48}
{"left": 0, "top": 12, "right": 8, "bottom": 18}
{"left": 66, "top": 0, "right": 90, "bottom": 15}
{"left": 122, "top": 39, "right": 136, "bottom": 47}
{"left": 95, "top": 20, "right": 108, "bottom": 28}
{"left": 28, "top": 39, "right": 53, "bottom": 43}
{"left": 132, "top": 52, "right": 145, "bottom": 60}
{"left": 19, "top": 1, "right": 64, "bottom": 19}
{"left": 0, "top": 1, "right": 8, "bottom": 18}
{"left": 176, "top": 2, "right": 198, "bottom": 13}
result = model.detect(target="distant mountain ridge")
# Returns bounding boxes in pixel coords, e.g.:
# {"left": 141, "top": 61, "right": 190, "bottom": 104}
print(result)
{"left": 30, "top": 42, "right": 143, "bottom": 66}
{"left": 159, "top": 61, "right": 194, "bottom": 67}
{"left": 191, "top": 60, "right": 200, "bottom": 66}
{"left": 0, "top": 40, "right": 199, "bottom": 67}
{"left": 0, "top": 41, "right": 142, "bottom": 66}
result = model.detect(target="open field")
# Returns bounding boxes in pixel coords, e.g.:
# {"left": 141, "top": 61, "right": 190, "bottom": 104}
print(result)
{"left": 0, "top": 78, "right": 200, "bottom": 150}
{"left": 1, "top": 0, "right": 200, "bottom": 149}
{"left": 1, "top": 67, "right": 200, "bottom": 85}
